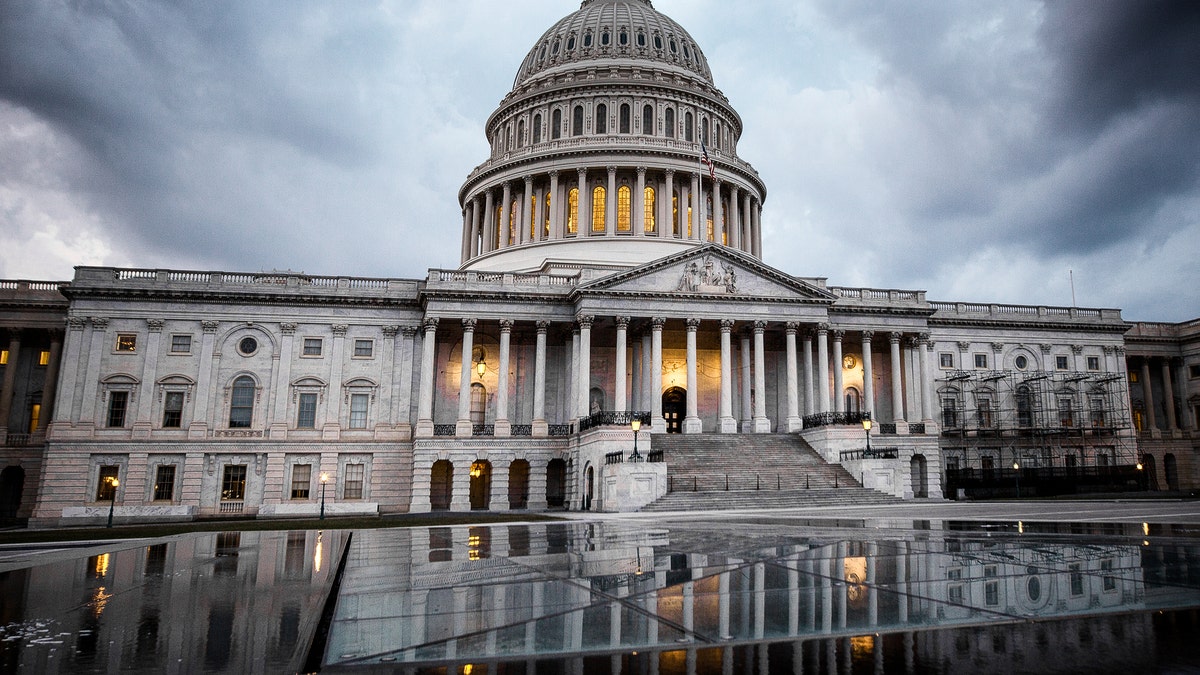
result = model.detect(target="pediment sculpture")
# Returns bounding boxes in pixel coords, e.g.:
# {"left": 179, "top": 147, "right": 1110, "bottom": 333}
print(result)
{"left": 675, "top": 256, "right": 737, "bottom": 294}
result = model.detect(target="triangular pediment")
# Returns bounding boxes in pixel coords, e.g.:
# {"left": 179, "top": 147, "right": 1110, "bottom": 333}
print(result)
{"left": 577, "top": 244, "right": 835, "bottom": 303}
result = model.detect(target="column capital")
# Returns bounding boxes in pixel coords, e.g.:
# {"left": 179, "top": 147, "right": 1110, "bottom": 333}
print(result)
{"left": 381, "top": 325, "right": 400, "bottom": 338}
{"left": 280, "top": 322, "right": 297, "bottom": 335}
{"left": 523, "top": 175, "right": 533, "bottom": 187}
{"left": 907, "top": 336, "right": 920, "bottom": 348}
{"left": 861, "top": 330, "right": 874, "bottom": 341}
{"left": 606, "top": 165, "right": 617, "bottom": 175}
{"left": 650, "top": 317, "right": 666, "bottom": 329}
{"left": 752, "top": 320, "right": 766, "bottom": 333}
{"left": 200, "top": 320, "right": 218, "bottom": 333}
{"left": 91, "top": 317, "right": 110, "bottom": 329}
{"left": 831, "top": 329, "right": 845, "bottom": 340}
{"left": 401, "top": 325, "right": 420, "bottom": 338}
{"left": 1070, "top": 344, "right": 1083, "bottom": 354}
{"left": 535, "top": 320, "right": 550, "bottom": 333}
{"left": 957, "top": 340, "right": 970, "bottom": 351}
{"left": 664, "top": 168, "right": 675, "bottom": 178}
{"left": 1039, "top": 343, "right": 1052, "bottom": 353}
{"left": 332, "top": 324, "right": 349, "bottom": 337}
{"left": 67, "top": 316, "right": 87, "bottom": 331}
{"left": 498, "top": 319, "right": 514, "bottom": 332}
{"left": 816, "top": 322, "right": 829, "bottom": 334}
{"left": 548, "top": 169, "right": 559, "bottom": 179}
{"left": 461, "top": 318, "right": 478, "bottom": 331}
{"left": 615, "top": 316, "right": 630, "bottom": 329}
{"left": 918, "top": 332, "right": 931, "bottom": 343}
{"left": 1103, "top": 345, "right": 1115, "bottom": 354}
{"left": 720, "top": 319, "right": 735, "bottom": 332}
{"left": 423, "top": 317, "right": 439, "bottom": 331}
{"left": 577, "top": 314, "right": 594, "bottom": 329}
{"left": 1115, "top": 346, "right": 1125, "bottom": 356}
{"left": 686, "top": 317, "right": 701, "bottom": 330}
{"left": 146, "top": 318, "right": 165, "bottom": 333}
{"left": 889, "top": 331, "right": 902, "bottom": 344}
{"left": 636, "top": 166, "right": 647, "bottom": 176}
{"left": 990, "top": 341, "right": 1003, "bottom": 352}
{"left": 785, "top": 321, "right": 799, "bottom": 334}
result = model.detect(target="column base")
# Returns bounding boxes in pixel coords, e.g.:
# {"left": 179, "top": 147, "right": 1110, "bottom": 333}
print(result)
{"left": 455, "top": 420, "right": 474, "bottom": 436}
{"left": 719, "top": 417, "right": 738, "bottom": 433}
{"left": 683, "top": 417, "right": 702, "bottom": 434}
{"left": 752, "top": 417, "right": 771, "bottom": 433}
{"left": 493, "top": 419, "right": 511, "bottom": 437}
{"left": 532, "top": 420, "right": 548, "bottom": 438}
{"left": 785, "top": 416, "right": 802, "bottom": 433}
{"left": 651, "top": 418, "right": 667, "bottom": 434}
{"left": 414, "top": 420, "right": 434, "bottom": 438}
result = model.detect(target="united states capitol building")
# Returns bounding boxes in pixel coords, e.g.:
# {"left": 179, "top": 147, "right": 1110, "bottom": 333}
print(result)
{"left": 1, "top": 0, "right": 1197, "bottom": 525}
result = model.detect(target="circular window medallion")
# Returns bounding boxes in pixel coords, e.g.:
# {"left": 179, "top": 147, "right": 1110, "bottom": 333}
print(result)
{"left": 238, "top": 336, "right": 258, "bottom": 356}
{"left": 1015, "top": 355, "right": 1028, "bottom": 370}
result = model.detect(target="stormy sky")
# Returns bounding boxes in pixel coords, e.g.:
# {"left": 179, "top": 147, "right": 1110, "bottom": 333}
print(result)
{"left": 1, "top": 0, "right": 1197, "bottom": 322}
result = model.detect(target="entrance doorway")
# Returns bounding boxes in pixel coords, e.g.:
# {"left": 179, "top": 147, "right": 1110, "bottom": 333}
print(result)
{"left": 1165, "top": 453, "right": 1179, "bottom": 491}
{"left": 662, "top": 387, "right": 686, "bottom": 433}
{"left": 911, "top": 454, "right": 928, "bottom": 498}
{"left": 546, "top": 459, "right": 566, "bottom": 508}
{"left": 0, "top": 466, "right": 23, "bottom": 519}
{"left": 508, "top": 459, "right": 530, "bottom": 509}
{"left": 430, "top": 460, "right": 453, "bottom": 511}
{"left": 584, "top": 465, "right": 594, "bottom": 510}
{"left": 469, "top": 460, "right": 492, "bottom": 510}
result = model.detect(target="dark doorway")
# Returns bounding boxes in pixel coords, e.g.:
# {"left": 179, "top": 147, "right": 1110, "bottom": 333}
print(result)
{"left": 430, "top": 460, "right": 453, "bottom": 511}
{"left": 546, "top": 459, "right": 566, "bottom": 508}
{"left": 469, "top": 461, "right": 492, "bottom": 510}
{"left": 911, "top": 454, "right": 928, "bottom": 498}
{"left": 1143, "top": 454, "right": 1159, "bottom": 490}
{"left": 508, "top": 460, "right": 530, "bottom": 509}
{"left": 0, "top": 466, "right": 23, "bottom": 519}
{"left": 662, "top": 387, "right": 686, "bottom": 433}
{"left": 584, "top": 465, "right": 594, "bottom": 511}
{"left": 1165, "top": 453, "right": 1179, "bottom": 491}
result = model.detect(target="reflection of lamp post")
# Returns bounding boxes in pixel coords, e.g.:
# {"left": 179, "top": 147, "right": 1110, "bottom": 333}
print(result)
{"left": 320, "top": 472, "right": 329, "bottom": 520}
{"left": 631, "top": 417, "right": 642, "bottom": 462}
{"left": 862, "top": 417, "right": 873, "bottom": 456}
{"left": 1012, "top": 461, "right": 1021, "bottom": 498}
{"left": 106, "top": 477, "right": 119, "bottom": 528}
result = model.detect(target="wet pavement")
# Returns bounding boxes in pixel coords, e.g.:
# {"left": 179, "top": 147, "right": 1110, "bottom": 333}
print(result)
{"left": 1, "top": 501, "right": 1199, "bottom": 673}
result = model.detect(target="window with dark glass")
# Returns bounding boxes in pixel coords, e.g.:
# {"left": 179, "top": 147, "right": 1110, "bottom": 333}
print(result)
{"left": 572, "top": 106, "right": 583, "bottom": 136}
{"left": 619, "top": 104, "right": 630, "bottom": 133}
{"left": 153, "top": 465, "right": 176, "bottom": 501}
{"left": 170, "top": 334, "right": 192, "bottom": 353}
{"left": 238, "top": 336, "right": 258, "bottom": 355}
{"left": 353, "top": 339, "right": 373, "bottom": 358}
{"left": 96, "top": 466, "right": 119, "bottom": 501}
{"left": 297, "top": 393, "right": 317, "bottom": 428}
{"left": 595, "top": 103, "right": 607, "bottom": 134}
{"left": 228, "top": 376, "right": 254, "bottom": 428}
{"left": 107, "top": 391, "right": 129, "bottom": 428}
{"left": 1058, "top": 397, "right": 1074, "bottom": 427}
{"left": 162, "top": 391, "right": 184, "bottom": 428}
{"left": 665, "top": 108, "right": 675, "bottom": 138}
{"left": 221, "top": 465, "right": 246, "bottom": 501}
{"left": 552, "top": 109, "right": 562, "bottom": 139}
{"left": 291, "top": 464, "right": 311, "bottom": 499}
{"left": 349, "top": 394, "right": 369, "bottom": 429}
{"left": 533, "top": 113, "right": 542, "bottom": 144}
{"left": 302, "top": 338, "right": 322, "bottom": 356}
{"left": 684, "top": 112, "right": 693, "bottom": 141}
{"left": 642, "top": 104, "right": 653, "bottom": 135}
{"left": 1056, "top": 355, "right": 1069, "bottom": 370}
{"left": 343, "top": 463, "right": 364, "bottom": 499}
{"left": 974, "top": 353, "right": 988, "bottom": 368}
{"left": 1087, "top": 356, "right": 1100, "bottom": 371}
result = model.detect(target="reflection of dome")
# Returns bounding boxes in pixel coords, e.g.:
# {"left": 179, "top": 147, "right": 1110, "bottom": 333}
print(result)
{"left": 513, "top": 0, "right": 713, "bottom": 89}
{"left": 458, "top": 0, "right": 766, "bottom": 273}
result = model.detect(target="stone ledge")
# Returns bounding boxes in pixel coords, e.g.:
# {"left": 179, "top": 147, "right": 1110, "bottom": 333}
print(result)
{"left": 259, "top": 502, "right": 379, "bottom": 517}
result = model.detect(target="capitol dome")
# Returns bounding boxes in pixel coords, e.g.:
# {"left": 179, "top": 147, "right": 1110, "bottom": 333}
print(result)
{"left": 457, "top": 0, "right": 766, "bottom": 273}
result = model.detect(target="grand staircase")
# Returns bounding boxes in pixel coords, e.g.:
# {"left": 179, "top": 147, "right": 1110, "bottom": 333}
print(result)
{"left": 640, "top": 433, "right": 902, "bottom": 512}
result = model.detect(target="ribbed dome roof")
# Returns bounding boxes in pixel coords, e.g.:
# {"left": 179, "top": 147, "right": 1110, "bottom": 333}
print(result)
{"left": 513, "top": 0, "right": 713, "bottom": 88}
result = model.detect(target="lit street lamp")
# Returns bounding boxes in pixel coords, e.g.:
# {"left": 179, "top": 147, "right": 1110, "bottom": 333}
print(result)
{"left": 320, "top": 472, "right": 329, "bottom": 520}
{"left": 106, "top": 476, "right": 119, "bottom": 528}
{"left": 1013, "top": 460, "right": 1021, "bottom": 498}
{"left": 630, "top": 417, "right": 642, "bottom": 462}
{"left": 862, "top": 417, "right": 873, "bottom": 456}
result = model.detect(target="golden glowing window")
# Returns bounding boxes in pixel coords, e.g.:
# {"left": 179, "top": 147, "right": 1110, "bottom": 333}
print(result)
{"left": 591, "top": 186, "right": 606, "bottom": 232}
{"left": 38, "top": 350, "right": 50, "bottom": 365}
{"left": 644, "top": 187, "right": 656, "bottom": 233}
{"left": 494, "top": 204, "right": 502, "bottom": 247}
{"left": 115, "top": 333, "right": 137, "bottom": 352}
{"left": 28, "top": 403, "right": 40, "bottom": 434}
{"left": 686, "top": 194, "right": 693, "bottom": 238}
{"left": 0, "top": 350, "right": 7, "bottom": 365}
{"left": 672, "top": 195, "right": 679, "bottom": 236}
{"left": 567, "top": 188, "right": 579, "bottom": 234}
{"left": 530, "top": 194, "right": 537, "bottom": 239}
{"left": 509, "top": 199, "right": 518, "bottom": 244}
{"left": 617, "top": 185, "right": 631, "bottom": 231}
{"left": 544, "top": 193, "right": 551, "bottom": 237}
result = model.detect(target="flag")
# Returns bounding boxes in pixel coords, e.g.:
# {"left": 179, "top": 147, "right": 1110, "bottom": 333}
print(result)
{"left": 700, "top": 142, "right": 715, "bottom": 181}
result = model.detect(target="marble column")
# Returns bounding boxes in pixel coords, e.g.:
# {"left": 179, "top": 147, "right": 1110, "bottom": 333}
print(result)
{"left": 1140, "top": 359, "right": 1156, "bottom": 431}
{"left": 635, "top": 167, "right": 647, "bottom": 235}
{"left": 832, "top": 329, "right": 844, "bottom": 413}
{"left": 641, "top": 332, "right": 653, "bottom": 411}
{"left": 802, "top": 329, "right": 815, "bottom": 417}
{"left": 54, "top": 318, "right": 86, "bottom": 424}
{"left": 740, "top": 329, "right": 752, "bottom": 430}
{"left": 606, "top": 166, "right": 617, "bottom": 236}
{"left": 533, "top": 321, "right": 549, "bottom": 437}
{"left": 499, "top": 182, "right": 512, "bottom": 249}
{"left": 816, "top": 324, "right": 830, "bottom": 414}
{"left": 1162, "top": 359, "right": 1178, "bottom": 431}
{"left": 890, "top": 332, "right": 905, "bottom": 424}
{"left": 0, "top": 331, "right": 22, "bottom": 435}
{"left": 483, "top": 189, "right": 495, "bottom": 252}
{"left": 753, "top": 321, "right": 770, "bottom": 432}
{"left": 576, "top": 168, "right": 589, "bottom": 236}
{"left": 456, "top": 318, "right": 477, "bottom": 436}
{"left": 548, "top": 170, "right": 561, "bottom": 240}
{"left": 919, "top": 333, "right": 933, "bottom": 424}
{"left": 680, "top": 176, "right": 691, "bottom": 239}
{"left": 39, "top": 331, "right": 63, "bottom": 426}
{"left": 719, "top": 319, "right": 737, "bottom": 433}
{"left": 752, "top": 200, "right": 762, "bottom": 257}
{"left": 495, "top": 320, "right": 513, "bottom": 436}
{"left": 415, "top": 318, "right": 438, "bottom": 437}
{"left": 712, "top": 179, "right": 723, "bottom": 244}
{"left": 651, "top": 318, "right": 665, "bottom": 432}
{"left": 862, "top": 331, "right": 875, "bottom": 417}
{"left": 663, "top": 170, "right": 675, "bottom": 237}
{"left": 690, "top": 172, "right": 701, "bottom": 240}
{"left": 577, "top": 315, "right": 593, "bottom": 419}
{"left": 684, "top": 318, "right": 701, "bottom": 433}
{"left": 470, "top": 196, "right": 482, "bottom": 257}
{"left": 729, "top": 184, "right": 741, "bottom": 250}
{"left": 614, "top": 317, "right": 629, "bottom": 412}
{"left": 742, "top": 193, "right": 753, "bottom": 254}
{"left": 395, "top": 326, "right": 418, "bottom": 432}
{"left": 133, "top": 319, "right": 164, "bottom": 433}
{"left": 785, "top": 323, "right": 801, "bottom": 432}
{"left": 460, "top": 204, "right": 471, "bottom": 262}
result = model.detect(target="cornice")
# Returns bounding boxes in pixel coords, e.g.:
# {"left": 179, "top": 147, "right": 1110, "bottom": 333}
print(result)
{"left": 62, "top": 286, "right": 424, "bottom": 310}
{"left": 927, "top": 316, "right": 1130, "bottom": 334}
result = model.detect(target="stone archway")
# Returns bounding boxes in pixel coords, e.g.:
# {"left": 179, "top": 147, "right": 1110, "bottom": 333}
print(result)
{"left": 0, "top": 466, "right": 24, "bottom": 519}
{"left": 430, "top": 460, "right": 453, "bottom": 511}
{"left": 508, "top": 459, "right": 530, "bottom": 509}
{"left": 662, "top": 386, "right": 686, "bottom": 433}
{"left": 546, "top": 459, "right": 566, "bottom": 508}
{"left": 910, "top": 454, "right": 929, "bottom": 498}
{"left": 469, "top": 460, "right": 492, "bottom": 510}
{"left": 584, "top": 464, "right": 595, "bottom": 511}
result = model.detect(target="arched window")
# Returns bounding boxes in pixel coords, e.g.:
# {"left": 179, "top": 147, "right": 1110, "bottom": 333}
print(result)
{"left": 714, "top": 121, "right": 721, "bottom": 150}
{"left": 595, "top": 103, "right": 607, "bottom": 134}
{"left": 551, "top": 39, "right": 560, "bottom": 56}
{"left": 517, "top": 119, "right": 525, "bottom": 148}
{"left": 601, "top": 30, "right": 610, "bottom": 46}
{"left": 702, "top": 117, "right": 709, "bottom": 145}
{"left": 665, "top": 108, "right": 675, "bottom": 138}
{"left": 1017, "top": 386, "right": 1034, "bottom": 428}
{"left": 567, "top": 35, "right": 575, "bottom": 51}
{"left": 572, "top": 105, "right": 584, "bottom": 136}
{"left": 591, "top": 186, "right": 606, "bottom": 232}
{"left": 530, "top": 193, "right": 537, "bottom": 239}
{"left": 544, "top": 192, "right": 551, "bottom": 237}
{"left": 552, "top": 109, "right": 562, "bottom": 139}
{"left": 637, "top": 31, "right": 645, "bottom": 47}
{"left": 469, "top": 383, "right": 486, "bottom": 424}
{"left": 672, "top": 194, "right": 679, "bottom": 235}
{"left": 494, "top": 203, "right": 502, "bottom": 247}
{"left": 505, "top": 123, "right": 512, "bottom": 150}
{"left": 642, "top": 104, "right": 654, "bottom": 135}
{"left": 532, "top": 113, "right": 542, "bottom": 144}
{"left": 567, "top": 188, "right": 579, "bottom": 234}
{"left": 619, "top": 30, "right": 628, "bottom": 46}
{"left": 705, "top": 194, "right": 714, "bottom": 241}
{"left": 229, "top": 376, "right": 254, "bottom": 428}
{"left": 617, "top": 185, "right": 631, "bottom": 231}
{"left": 509, "top": 199, "right": 518, "bottom": 244}
{"left": 644, "top": 186, "right": 656, "bottom": 233}
{"left": 653, "top": 34, "right": 663, "bottom": 50}
{"left": 619, "top": 104, "right": 630, "bottom": 133}
{"left": 684, "top": 112, "right": 693, "bottom": 142}
{"left": 583, "top": 31, "right": 593, "bottom": 48}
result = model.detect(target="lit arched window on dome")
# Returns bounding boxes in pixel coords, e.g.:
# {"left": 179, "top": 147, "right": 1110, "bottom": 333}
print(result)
{"left": 665, "top": 108, "right": 675, "bottom": 138}
{"left": 644, "top": 187, "right": 656, "bottom": 233}
{"left": 672, "top": 194, "right": 679, "bottom": 236}
{"left": 619, "top": 104, "right": 630, "bottom": 134}
{"left": 533, "top": 114, "right": 541, "bottom": 144}
{"left": 509, "top": 199, "right": 518, "bottom": 245}
{"left": 706, "top": 194, "right": 714, "bottom": 241}
{"left": 617, "top": 185, "right": 631, "bottom": 232}
{"left": 567, "top": 188, "right": 579, "bottom": 234}
{"left": 684, "top": 112, "right": 693, "bottom": 142}
{"left": 642, "top": 104, "right": 653, "bottom": 135}
{"left": 592, "top": 186, "right": 606, "bottom": 233}
{"left": 494, "top": 203, "right": 502, "bottom": 248}
{"left": 595, "top": 104, "right": 607, "bottom": 134}
{"left": 572, "top": 106, "right": 584, "bottom": 137}
{"left": 530, "top": 194, "right": 537, "bottom": 240}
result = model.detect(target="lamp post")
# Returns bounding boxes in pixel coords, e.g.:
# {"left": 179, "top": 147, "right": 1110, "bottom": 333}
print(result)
{"left": 1136, "top": 457, "right": 1145, "bottom": 491}
{"left": 319, "top": 472, "right": 329, "bottom": 520}
{"left": 106, "top": 477, "right": 119, "bottom": 528}
{"left": 862, "top": 417, "right": 873, "bottom": 457}
{"left": 630, "top": 417, "right": 642, "bottom": 462}
{"left": 1012, "top": 460, "right": 1021, "bottom": 498}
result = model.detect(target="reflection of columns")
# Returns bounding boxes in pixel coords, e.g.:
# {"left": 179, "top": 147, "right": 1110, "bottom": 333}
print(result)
{"left": 897, "top": 541, "right": 909, "bottom": 623}
{"left": 719, "top": 320, "right": 737, "bottom": 433}
{"left": 862, "top": 331, "right": 875, "bottom": 417}
{"left": 0, "top": 331, "right": 21, "bottom": 434}
{"left": 456, "top": 318, "right": 477, "bottom": 435}
{"left": 718, "top": 571, "right": 731, "bottom": 639}
{"left": 684, "top": 318, "right": 701, "bottom": 433}
{"left": 785, "top": 323, "right": 801, "bottom": 432}
{"left": 802, "top": 330, "right": 814, "bottom": 417}
{"left": 890, "top": 333, "right": 905, "bottom": 423}
{"left": 614, "top": 317, "right": 628, "bottom": 412}
{"left": 683, "top": 580, "right": 695, "bottom": 633}
{"left": 919, "top": 333, "right": 933, "bottom": 424}
{"left": 753, "top": 321, "right": 769, "bottom": 432}
{"left": 836, "top": 541, "right": 847, "bottom": 629}
{"left": 651, "top": 318, "right": 665, "bottom": 432}
{"left": 739, "top": 329, "right": 752, "bottom": 430}
{"left": 867, "top": 541, "right": 878, "bottom": 626}
{"left": 1140, "top": 359, "right": 1156, "bottom": 430}
{"left": 816, "top": 324, "right": 830, "bottom": 414}
{"left": 577, "top": 315, "right": 593, "bottom": 419}
{"left": 533, "top": 322, "right": 548, "bottom": 436}
{"left": 415, "top": 318, "right": 438, "bottom": 436}
{"left": 753, "top": 562, "right": 765, "bottom": 639}
{"left": 1162, "top": 359, "right": 1178, "bottom": 430}
{"left": 495, "top": 320, "right": 513, "bottom": 436}
{"left": 832, "top": 329, "right": 844, "bottom": 413}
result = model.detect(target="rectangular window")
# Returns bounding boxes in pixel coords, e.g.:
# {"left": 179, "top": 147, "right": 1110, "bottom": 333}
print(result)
{"left": 38, "top": 350, "right": 50, "bottom": 366}
{"left": 162, "top": 391, "right": 184, "bottom": 428}
{"left": 1069, "top": 563, "right": 1084, "bottom": 596}
{"left": 1101, "top": 559, "right": 1116, "bottom": 591}
{"left": 170, "top": 334, "right": 192, "bottom": 353}
{"left": 349, "top": 394, "right": 369, "bottom": 429}
{"left": 107, "top": 391, "right": 129, "bottom": 428}
{"left": 1190, "top": 364, "right": 1200, "bottom": 379}
{"left": 1090, "top": 396, "right": 1105, "bottom": 427}
{"left": 1059, "top": 398, "right": 1074, "bottom": 427}
{"left": 948, "top": 584, "right": 964, "bottom": 605}
{"left": 1056, "top": 355, "right": 1069, "bottom": 370}
{"left": 974, "top": 353, "right": 988, "bottom": 369}
{"left": 977, "top": 399, "right": 993, "bottom": 427}
{"left": 302, "top": 338, "right": 323, "bottom": 356}
{"left": 985, "top": 581, "right": 999, "bottom": 606}
{"left": 353, "top": 339, "right": 373, "bottom": 358}
{"left": 115, "top": 333, "right": 137, "bottom": 352}
{"left": 153, "top": 465, "right": 176, "bottom": 501}
{"left": 297, "top": 393, "right": 317, "bottom": 429}
{"left": 939, "top": 353, "right": 954, "bottom": 369}
{"left": 941, "top": 398, "right": 958, "bottom": 428}
{"left": 96, "top": 466, "right": 119, "bottom": 501}
{"left": 1129, "top": 371, "right": 1139, "bottom": 383}
{"left": 1086, "top": 356, "right": 1100, "bottom": 371}
{"left": 0, "top": 350, "right": 6, "bottom": 364}
{"left": 290, "top": 464, "right": 311, "bottom": 499}
{"left": 343, "top": 463, "right": 364, "bottom": 499}
{"left": 221, "top": 465, "right": 247, "bottom": 501}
